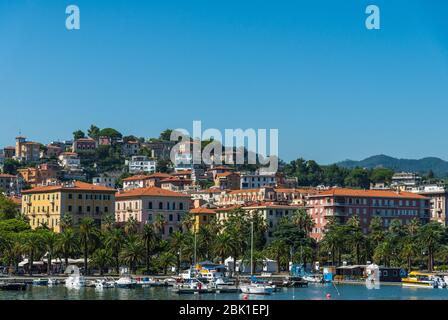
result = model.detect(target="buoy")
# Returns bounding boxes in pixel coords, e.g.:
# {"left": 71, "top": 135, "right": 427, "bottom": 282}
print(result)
{"left": 243, "top": 294, "right": 249, "bottom": 300}
{"left": 326, "top": 293, "right": 331, "bottom": 299}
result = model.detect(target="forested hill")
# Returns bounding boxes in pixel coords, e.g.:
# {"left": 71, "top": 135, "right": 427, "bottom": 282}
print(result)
{"left": 336, "top": 155, "right": 448, "bottom": 177}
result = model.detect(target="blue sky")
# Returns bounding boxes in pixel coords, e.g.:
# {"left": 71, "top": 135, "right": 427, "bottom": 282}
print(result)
{"left": 0, "top": 0, "right": 447, "bottom": 164}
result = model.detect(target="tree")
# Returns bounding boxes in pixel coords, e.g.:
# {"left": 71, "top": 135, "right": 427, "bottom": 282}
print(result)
{"left": 87, "top": 125, "right": 101, "bottom": 139}
{"left": 265, "top": 240, "right": 289, "bottom": 272}
{"left": 73, "top": 130, "right": 86, "bottom": 140}
{"left": 291, "top": 209, "right": 315, "bottom": 236}
{"left": 346, "top": 216, "right": 365, "bottom": 264}
{"left": 418, "top": 222, "right": 444, "bottom": 271}
{"left": 344, "top": 167, "right": 370, "bottom": 189}
{"left": 141, "top": 223, "right": 157, "bottom": 274}
{"left": 21, "top": 231, "right": 43, "bottom": 276}
{"left": 157, "top": 252, "right": 177, "bottom": 275}
{"left": 78, "top": 218, "right": 99, "bottom": 275}
{"left": 104, "top": 227, "right": 124, "bottom": 274}
{"left": 1, "top": 159, "right": 21, "bottom": 175}
{"left": 57, "top": 228, "right": 78, "bottom": 268}
{"left": 120, "top": 235, "right": 144, "bottom": 273}
{"left": 159, "top": 129, "right": 173, "bottom": 141}
{"left": 0, "top": 195, "right": 19, "bottom": 220}
{"left": 91, "top": 249, "right": 112, "bottom": 275}
{"left": 213, "top": 232, "right": 234, "bottom": 264}
{"left": 98, "top": 128, "right": 122, "bottom": 140}
{"left": 43, "top": 231, "right": 58, "bottom": 275}
{"left": 169, "top": 231, "right": 185, "bottom": 272}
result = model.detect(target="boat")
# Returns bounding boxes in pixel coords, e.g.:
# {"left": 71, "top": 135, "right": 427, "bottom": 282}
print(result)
{"left": 240, "top": 283, "right": 274, "bottom": 295}
{"left": 401, "top": 271, "right": 439, "bottom": 288}
{"left": 95, "top": 278, "right": 116, "bottom": 289}
{"left": 115, "top": 276, "right": 137, "bottom": 289}
{"left": 0, "top": 282, "right": 27, "bottom": 291}
{"left": 32, "top": 278, "right": 49, "bottom": 286}
{"left": 48, "top": 278, "right": 60, "bottom": 286}
{"left": 303, "top": 274, "right": 324, "bottom": 283}
{"left": 64, "top": 265, "right": 86, "bottom": 289}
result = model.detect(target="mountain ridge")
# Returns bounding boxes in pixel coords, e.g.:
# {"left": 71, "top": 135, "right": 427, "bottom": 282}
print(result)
{"left": 336, "top": 154, "right": 448, "bottom": 177}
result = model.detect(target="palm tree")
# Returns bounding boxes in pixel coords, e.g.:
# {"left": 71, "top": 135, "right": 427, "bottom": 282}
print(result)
{"left": 292, "top": 209, "right": 315, "bottom": 235}
{"left": 91, "top": 249, "right": 113, "bottom": 275}
{"left": 180, "top": 212, "right": 195, "bottom": 232}
{"left": 169, "top": 231, "right": 185, "bottom": 272}
{"left": 21, "top": 232, "right": 43, "bottom": 276}
{"left": 78, "top": 218, "right": 99, "bottom": 275}
{"left": 401, "top": 240, "right": 417, "bottom": 272}
{"left": 418, "top": 222, "right": 444, "bottom": 271}
{"left": 101, "top": 213, "right": 116, "bottom": 231}
{"left": 120, "top": 235, "right": 144, "bottom": 274}
{"left": 104, "top": 227, "right": 124, "bottom": 274}
{"left": 157, "top": 252, "right": 177, "bottom": 275}
{"left": 57, "top": 228, "right": 78, "bottom": 268}
{"left": 373, "top": 240, "right": 393, "bottom": 267}
{"left": 213, "top": 232, "right": 234, "bottom": 264}
{"left": 346, "top": 216, "right": 365, "bottom": 264}
{"left": 154, "top": 214, "right": 166, "bottom": 237}
{"left": 60, "top": 215, "right": 74, "bottom": 231}
{"left": 125, "top": 216, "right": 139, "bottom": 235}
{"left": 43, "top": 232, "right": 58, "bottom": 275}
{"left": 265, "top": 240, "right": 288, "bottom": 272}
{"left": 141, "top": 223, "right": 157, "bottom": 274}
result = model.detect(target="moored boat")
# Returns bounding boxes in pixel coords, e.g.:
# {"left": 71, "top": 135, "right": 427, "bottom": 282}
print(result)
{"left": 240, "top": 283, "right": 274, "bottom": 295}
{"left": 402, "top": 272, "right": 438, "bottom": 288}
{"left": 32, "top": 278, "right": 49, "bottom": 286}
{"left": 115, "top": 276, "right": 137, "bottom": 289}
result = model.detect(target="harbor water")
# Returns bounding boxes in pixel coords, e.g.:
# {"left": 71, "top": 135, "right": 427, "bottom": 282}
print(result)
{"left": 2, "top": 283, "right": 448, "bottom": 300}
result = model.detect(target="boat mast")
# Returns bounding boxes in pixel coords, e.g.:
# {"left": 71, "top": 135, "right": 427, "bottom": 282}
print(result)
{"left": 193, "top": 223, "right": 197, "bottom": 268}
{"left": 250, "top": 220, "right": 254, "bottom": 276}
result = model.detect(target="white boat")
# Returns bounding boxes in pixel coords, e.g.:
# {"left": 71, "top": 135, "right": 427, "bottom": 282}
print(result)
{"left": 115, "top": 276, "right": 137, "bottom": 289}
{"left": 136, "top": 277, "right": 158, "bottom": 287}
{"left": 32, "top": 278, "right": 49, "bottom": 286}
{"left": 95, "top": 278, "right": 115, "bottom": 289}
{"left": 240, "top": 283, "right": 274, "bottom": 295}
{"left": 64, "top": 265, "right": 86, "bottom": 289}
{"left": 303, "top": 274, "right": 323, "bottom": 283}
{"left": 48, "top": 278, "right": 60, "bottom": 286}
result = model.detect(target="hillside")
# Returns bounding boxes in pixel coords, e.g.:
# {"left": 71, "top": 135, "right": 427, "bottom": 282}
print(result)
{"left": 336, "top": 154, "right": 448, "bottom": 177}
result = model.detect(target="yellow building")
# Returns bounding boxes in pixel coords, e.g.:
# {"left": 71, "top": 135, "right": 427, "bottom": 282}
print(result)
{"left": 190, "top": 207, "right": 217, "bottom": 232}
{"left": 21, "top": 181, "right": 116, "bottom": 232}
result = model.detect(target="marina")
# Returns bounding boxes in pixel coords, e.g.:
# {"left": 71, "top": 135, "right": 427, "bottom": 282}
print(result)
{"left": 2, "top": 282, "right": 448, "bottom": 300}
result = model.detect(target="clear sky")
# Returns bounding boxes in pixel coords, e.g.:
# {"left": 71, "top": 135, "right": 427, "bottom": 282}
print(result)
{"left": 0, "top": 0, "right": 447, "bottom": 164}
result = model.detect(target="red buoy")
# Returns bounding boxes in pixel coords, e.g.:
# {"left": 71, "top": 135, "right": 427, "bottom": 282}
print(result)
{"left": 243, "top": 294, "right": 249, "bottom": 300}
{"left": 326, "top": 293, "right": 332, "bottom": 299}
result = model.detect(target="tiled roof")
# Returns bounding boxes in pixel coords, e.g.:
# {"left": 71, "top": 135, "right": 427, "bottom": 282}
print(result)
{"left": 116, "top": 186, "right": 190, "bottom": 199}
{"left": 0, "top": 174, "right": 16, "bottom": 178}
{"left": 123, "top": 173, "right": 172, "bottom": 182}
{"left": 190, "top": 207, "right": 216, "bottom": 214}
{"left": 22, "top": 181, "right": 116, "bottom": 194}
{"left": 310, "top": 188, "right": 429, "bottom": 199}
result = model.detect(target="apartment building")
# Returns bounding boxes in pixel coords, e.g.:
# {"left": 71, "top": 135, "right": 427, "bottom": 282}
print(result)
{"left": 18, "top": 163, "right": 60, "bottom": 187}
{"left": 127, "top": 156, "right": 156, "bottom": 174}
{"left": 72, "top": 138, "right": 98, "bottom": 153}
{"left": 14, "top": 136, "right": 40, "bottom": 162}
{"left": 115, "top": 187, "right": 190, "bottom": 238}
{"left": 409, "top": 185, "right": 448, "bottom": 226}
{"left": 306, "top": 188, "right": 430, "bottom": 241}
{"left": 21, "top": 181, "right": 116, "bottom": 232}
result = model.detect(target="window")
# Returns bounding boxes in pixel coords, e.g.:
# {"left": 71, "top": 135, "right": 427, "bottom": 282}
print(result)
{"left": 68, "top": 205, "right": 72, "bottom": 212}
{"left": 68, "top": 194, "right": 73, "bottom": 199}
{"left": 78, "top": 194, "right": 82, "bottom": 200}
{"left": 169, "top": 214, "right": 173, "bottom": 221}
{"left": 148, "top": 202, "right": 153, "bottom": 209}
{"left": 179, "top": 203, "right": 184, "bottom": 210}
{"left": 159, "top": 202, "right": 163, "bottom": 210}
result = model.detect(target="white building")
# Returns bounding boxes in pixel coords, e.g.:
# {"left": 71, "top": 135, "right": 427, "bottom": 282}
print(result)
{"left": 127, "top": 156, "right": 157, "bottom": 174}
{"left": 122, "top": 140, "right": 140, "bottom": 157}
{"left": 392, "top": 172, "right": 422, "bottom": 188}
{"left": 58, "top": 152, "right": 81, "bottom": 170}
{"left": 240, "top": 172, "right": 277, "bottom": 189}
{"left": 93, "top": 175, "right": 117, "bottom": 188}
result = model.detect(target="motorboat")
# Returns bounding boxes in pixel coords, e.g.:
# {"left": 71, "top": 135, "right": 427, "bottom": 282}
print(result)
{"left": 32, "top": 278, "right": 49, "bottom": 286}
{"left": 240, "top": 283, "right": 274, "bottom": 295}
{"left": 115, "top": 276, "right": 138, "bottom": 289}
{"left": 136, "top": 277, "right": 159, "bottom": 288}
{"left": 302, "top": 274, "right": 323, "bottom": 283}
{"left": 95, "top": 278, "right": 115, "bottom": 289}
{"left": 402, "top": 272, "right": 438, "bottom": 288}
{"left": 64, "top": 265, "right": 86, "bottom": 289}
{"left": 48, "top": 278, "right": 60, "bottom": 286}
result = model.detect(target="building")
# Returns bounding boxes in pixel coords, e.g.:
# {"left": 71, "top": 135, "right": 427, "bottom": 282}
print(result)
{"left": 391, "top": 172, "right": 422, "bottom": 189}
{"left": 122, "top": 173, "right": 172, "bottom": 190}
{"left": 190, "top": 207, "right": 217, "bottom": 232}
{"left": 72, "top": 138, "right": 98, "bottom": 153}
{"left": 189, "top": 188, "right": 223, "bottom": 206}
{"left": 98, "top": 136, "right": 112, "bottom": 146}
{"left": 306, "top": 188, "right": 430, "bottom": 241}
{"left": 214, "top": 172, "right": 241, "bottom": 190}
{"left": 14, "top": 136, "right": 40, "bottom": 163}
{"left": 42, "top": 144, "right": 63, "bottom": 159}
{"left": 92, "top": 175, "right": 117, "bottom": 189}
{"left": 115, "top": 187, "right": 190, "bottom": 238}
{"left": 58, "top": 152, "right": 81, "bottom": 170}
{"left": 127, "top": 156, "right": 157, "bottom": 174}
{"left": 122, "top": 140, "right": 140, "bottom": 157}
{"left": 160, "top": 177, "right": 193, "bottom": 192}
{"left": 21, "top": 181, "right": 116, "bottom": 232}
{"left": 0, "top": 174, "right": 21, "bottom": 195}
{"left": 409, "top": 185, "right": 448, "bottom": 226}
{"left": 144, "top": 140, "right": 176, "bottom": 159}
{"left": 18, "top": 163, "right": 60, "bottom": 187}
{"left": 3, "top": 146, "right": 16, "bottom": 159}
{"left": 240, "top": 172, "right": 277, "bottom": 189}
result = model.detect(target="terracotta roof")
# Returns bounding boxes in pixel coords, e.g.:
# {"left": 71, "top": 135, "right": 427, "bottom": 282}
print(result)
{"left": 215, "top": 205, "right": 242, "bottom": 212}
{"left": 60, "top": 152, "right": 78, "bottom": 156}
{"left": 148, "top": 173, "right": 173, "bottom": 179}
{"left": 243, "top": 202, "right": 304, "bottom": 209}
{"left": 22, "top": 181, "right": 116, "bottom": 194}
{"left": 123, "top": 175, "right": 151, "bottom": 182}
{"left": 8, "top": 196, "right": 22, "bottom": 205}
{"left": 116, "top": 186, "right": 190, "bottom": 199}
{"left": 210, "top": 166, "right": 234, "bottom": 171}
{"left": 172, "top": 170, "right": 192, "bottom": 175}
{"left": 228, "top": 188, "right": 269, "bottom": 194}
{"left": 216, "top": 172, "right": 239, "bottom": 178}
{"left": 0, "top": 174, "right": 16, "bottom": 178}
{"left": 190, "top": 207, "right": 216, "bottom": 214}
{"left": 160, "top": 177, "right": 192, "bottom": 184}
{"left": 309, "top": 188, "right": 429, "bottom": 199}
{"left": 123, "top": 173, "right": 172, "bottom": 182}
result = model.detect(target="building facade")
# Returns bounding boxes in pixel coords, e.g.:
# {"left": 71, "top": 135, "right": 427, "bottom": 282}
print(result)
{"left": 127, "top": 156, "right": 157, "bottom": 174}
{"left": 21, "top": 181, "right": 116, "bottom": 232}
{"left": 306, "top": 188, "right": 430, "bottom": 241}
{"left": 115, "top": 187, "right": 190, "bottom": 238}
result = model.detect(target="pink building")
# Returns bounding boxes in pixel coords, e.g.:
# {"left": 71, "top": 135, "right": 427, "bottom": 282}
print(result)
{"left": 306, "top": 188, "right": 430, "bottom": 241}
